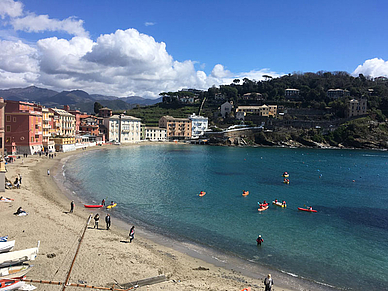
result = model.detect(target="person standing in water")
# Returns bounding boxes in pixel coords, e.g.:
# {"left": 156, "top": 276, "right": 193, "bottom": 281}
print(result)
{"left": 256, "top": 234, "right": 263, "bottom": 246}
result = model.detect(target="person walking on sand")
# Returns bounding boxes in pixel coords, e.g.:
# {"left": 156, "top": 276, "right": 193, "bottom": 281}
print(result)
{"left": 70, "top": 200, "right": 75, "bottom": 213}
{"left": 47, "top": 169, "right": 50, "bottom": 176}
{"left": 263, "top": 274, "right": 274, "bottom": 291}
{"left": 94, "top": 214, "right": 100, "bottom": 229}
{"left": 105, "top": 214, "right": 111, "bottom": 230}
{"left": 18, "top": 174, "right": 22, "bottom": 185}
{"left": 256, "top": 234, "right": 263, "bottom": 246}
{"left": 129, "top": 226, "right": 135, "bottom": 243}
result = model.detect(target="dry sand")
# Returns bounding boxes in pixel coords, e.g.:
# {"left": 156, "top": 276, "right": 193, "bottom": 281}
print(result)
{"left": 1, "top": 145, "right": 311, "bottom": 291}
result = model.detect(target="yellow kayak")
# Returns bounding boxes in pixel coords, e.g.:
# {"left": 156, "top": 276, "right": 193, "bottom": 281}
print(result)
{"left": 107, "top": 203, "right": 117, "bottom": 209}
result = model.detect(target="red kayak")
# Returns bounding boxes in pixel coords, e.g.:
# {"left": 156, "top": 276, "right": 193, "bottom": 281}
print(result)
{"left": 298, "top": 207, "right": 317, "bottom": 213}
{"left": 84, "top": 204, "right": 103, "bottom": 208}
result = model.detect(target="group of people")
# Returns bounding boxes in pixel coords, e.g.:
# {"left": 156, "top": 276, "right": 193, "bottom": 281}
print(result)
{"left": 93, "top": 213, "right": 111, "bottom": 230}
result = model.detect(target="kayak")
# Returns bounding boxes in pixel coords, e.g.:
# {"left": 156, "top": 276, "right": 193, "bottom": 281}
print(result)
{"left": 298, "top": 207, "right": 317, "bottom": 213}
{"left": 107, "top": 203, "right": 117, "bottom": 209}
{"left": 273, "top": 201, "right": 287, "bottom": 208}
{"left": 258, "top": 206, "right": 269, "bottom": 212}
{"left": 84, "top": 204, "right": 103, "bottom": 208}
{"left": 242, "top": 191, "right": 249, "bottom": 197}
{"left": 199, "top": 191, "right": 206, "bottom": 197}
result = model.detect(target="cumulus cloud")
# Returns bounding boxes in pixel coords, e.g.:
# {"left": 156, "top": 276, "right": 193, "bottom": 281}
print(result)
{"left": 0, "top": 0, "right": 23, "bottom": 19}
{"left": 0, "top": 1, "right": 282, "bottom": 98}
{"left": 352, "top": 58, "right": 388, "bottom": 78}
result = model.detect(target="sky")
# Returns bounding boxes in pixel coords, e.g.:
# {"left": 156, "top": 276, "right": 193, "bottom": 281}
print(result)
{"left": 0, "top": 0, "right": 387, "bottom": 98}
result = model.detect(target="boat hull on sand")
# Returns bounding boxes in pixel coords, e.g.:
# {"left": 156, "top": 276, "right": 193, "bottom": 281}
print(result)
{"left": 84, "top": 205, "right": 103, "bottom": 208}
{"left": 0, "top": 241, "right": 15, "bottom": 254}
{"left": 0, "top": 264, "right": 32, "bottom": 280}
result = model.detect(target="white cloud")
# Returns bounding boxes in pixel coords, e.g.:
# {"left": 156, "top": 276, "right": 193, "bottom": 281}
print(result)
{"left": 11, "top": 13, "right": 88, "bottom": 37}
{"left": 145, "top": 22, "right": 155, "bottom": 26}
{"left": 0, "top": 0, "right": 23, "bottom": 19}
{"left": 352, "top": 58, "right": 388, "bottom": 78}
{"left": 0, "top": 1, "right": 283, "bottom": 98}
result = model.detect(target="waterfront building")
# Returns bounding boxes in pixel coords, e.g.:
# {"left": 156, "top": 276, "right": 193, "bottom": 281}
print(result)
{"left": 104, "top": 114, "right": 141, "bottom": 143}
{"left": 159, "top": 116, "right": 192, "bottom": 140}
{"left": 4, "top": 100, "right": 43, "bottom": 155}
{"left": 144, "top": 127, "right": 167, "bottom": 141}
{"left": 347, "top": 98, "right": 367, "bottom": 117}
{"left": 52, "top": 136, "right": 76, "bottom": 152}
{"left": 236, "top": 105, "right": 277, "bottom": 117}
{"left": 188, "top": 113, "right": 208, "bottom": 139}
{"left": 50, "top": 108, "right": 76, "bottom": 137}
{"left": 99, "top": 107, "right": 113, "bottom": 118}
{"left": 41, "top": 107, "right": 55, "bottom": 153}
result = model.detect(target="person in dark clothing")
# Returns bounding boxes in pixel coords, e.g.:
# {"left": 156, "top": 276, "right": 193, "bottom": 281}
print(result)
{"left": 105, "top": 214, "right": 111, "bottom": 230}
{"left": 129, "top": 226, "right": 135, "bottom": 243}
{"left": 70, "top": 200, "right": 75, "bottom": 213}
{"left": 256, "top": 234, "right": 264, "bottom": 246}
{"left": 263, "top": 274, "right": 274, "bottom": 291}
{"left": 101, "top": 199, "right": 106, "bottom": 206}
{"left": 94, "top": 214, "right": 100, "bottom": 229}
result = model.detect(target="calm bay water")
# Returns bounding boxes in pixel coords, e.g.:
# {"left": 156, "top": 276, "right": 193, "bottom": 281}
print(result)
{"left": 63, "top": 144, "right": 388, "bottom": 290}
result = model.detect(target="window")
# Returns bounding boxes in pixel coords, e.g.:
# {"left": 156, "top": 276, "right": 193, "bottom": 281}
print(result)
{"left": 6, "top": 116, "right": 10, "bottom": 122}
{"left": 6, "top": 125, "right": 10, "bottom": 132}
{"left": 31, "top": 137, "right": 34, "bottom": 142}
{"left": 13, "top": 117, "right": 16, "bottom": 122}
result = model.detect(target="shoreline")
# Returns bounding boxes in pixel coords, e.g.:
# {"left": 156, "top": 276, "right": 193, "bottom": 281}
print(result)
{"left": 2, "top": 143, "right": 338, "bottom": 291}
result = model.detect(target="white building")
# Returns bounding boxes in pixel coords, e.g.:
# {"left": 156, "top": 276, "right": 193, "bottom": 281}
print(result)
{"left": 220, "top": 101, "right": 233, "bottom": 118}
{"left": 104, "top": 114, "right": 141, "bottom": 143}
{"left": 188, "top": 113, "right": 208, "bottom": 139}
{"left": 145, "top": 127, "right": 167, "bottom": 141}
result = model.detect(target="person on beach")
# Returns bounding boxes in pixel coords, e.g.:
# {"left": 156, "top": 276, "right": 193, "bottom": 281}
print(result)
{"left": 101, "top": 199, "right": 105, "bottom": 206}
{"left": 105, "top": 214, "right": 111, "bottom": 230}
{"left": 14, "top": 207, "right": 26, "bottom": 215}
{"left": 94, "top": 213, "right": 100, "bottom": 229}
{"left": 18, "top": 174, "right": 22, "bottom": 185}
{"left": 256, "top": 235, "right": 263, "bottom": 246}
{"left": 129, "top": 226, "right": 135, "bottom": 243}
{"left": 263, "top": 274, "right": 274, "bottom": 291}
{"left": 70, "top": 200, "right": 75, "bottom": 213}
{"left": 47, "top": 169, "right": 50, "bottom": 176}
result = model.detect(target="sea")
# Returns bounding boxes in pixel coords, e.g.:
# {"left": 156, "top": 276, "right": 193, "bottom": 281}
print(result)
{"left": 61, "top": 144, "right": 388, "bottom": 290}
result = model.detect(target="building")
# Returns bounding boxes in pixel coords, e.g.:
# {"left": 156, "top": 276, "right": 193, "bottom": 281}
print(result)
{"left": 144, "top": 127, "right": 167, "bottom": 141}
{"left": 0, "top": 98, "right": 5, "bottom": 158}
{"left": 241, "top": 92, "right": 263, "bottom": 101}
{"left": 327, "top": 89, "right": 350, "bottom": 99}
{"left": 41, "top": 107, "right": 55, "bottom": 153}
{"left": 104, "top": 114, "right": 141, "bottom": 143}
{"left": 236, "top": 105, "right": 278, "bottom": 117}
{"left": 220, "top": 101, "right": 233, "bottom": 118}
{"left": 285, "top": 89, "right": 301, "bottom": 100}
{"left": 159, "top": 116, "right": 192, "bottom": 140}
{"left": 347, "top": 98, "right": 367, "bottom": 117}
{"left": 50, "top": 108, "right": 76, "bottom": 137}
{"left": 4, "top": 100, "right": 43, "bottom": 155}
{"left": 52, "top": 137, "right": 76, "bottom": 152}
{"left": 188, "top": 113, "right": 208, "bottom": 139}
{"left": 99, "top": 107, "right": 113, "bottom": 118}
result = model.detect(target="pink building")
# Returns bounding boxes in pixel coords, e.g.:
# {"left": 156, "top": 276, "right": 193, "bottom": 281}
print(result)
{"left": 5, "top": 100, "right": 43, "bottom": 155}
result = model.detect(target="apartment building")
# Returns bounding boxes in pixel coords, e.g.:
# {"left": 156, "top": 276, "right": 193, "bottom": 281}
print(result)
{"left": 188, "top": 113, "right": 208, "bottom": 139}
{"left": 159, "top": 116, "right": 192, "bottom": 140}
{"left": 50, "top": 108, "right": 76, "bottom": 137}
{"left": 4, "top": 100, "right": 44, "bottom": 155}
{"left": 104, "top": 114, "right": 141, "bottom": 143}
{"left": 144, "top": 127, "right": 167, "bottom": 141}
{"left": 236, "top": 105, "right": 278, "bottom": 117}
{"left": 347, "top": 98, "right": 367, "bottom": 117}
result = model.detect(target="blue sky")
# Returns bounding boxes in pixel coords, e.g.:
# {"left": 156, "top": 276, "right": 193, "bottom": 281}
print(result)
{"left": 0, "top": 0, "right": 387, "bottom": 98}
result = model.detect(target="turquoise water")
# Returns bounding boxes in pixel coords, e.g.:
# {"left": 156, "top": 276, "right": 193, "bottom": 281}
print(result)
{"left": 64, "top": 145, "right": 388, "bottom": 290}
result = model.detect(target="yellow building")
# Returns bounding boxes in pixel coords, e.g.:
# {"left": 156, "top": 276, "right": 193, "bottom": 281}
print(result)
{"left": 236, "top": 105, "right": 277, "bottom": 117}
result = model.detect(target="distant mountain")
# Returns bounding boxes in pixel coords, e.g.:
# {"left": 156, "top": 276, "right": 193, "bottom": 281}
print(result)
{"left": 0, "top": 86, "right": 161, "bottom": 113}
{"left": 0, "top": 86, "right": 58, "bottom": 102}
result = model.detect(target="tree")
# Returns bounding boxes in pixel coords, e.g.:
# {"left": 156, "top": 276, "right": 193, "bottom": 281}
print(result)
{"left": 94, "top": 102, "right": 103, "bottom": 114}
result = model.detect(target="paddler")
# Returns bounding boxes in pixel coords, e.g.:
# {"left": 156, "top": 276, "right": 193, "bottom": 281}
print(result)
{"left": 256, "top": 234, "right": 264, "bottom": 246}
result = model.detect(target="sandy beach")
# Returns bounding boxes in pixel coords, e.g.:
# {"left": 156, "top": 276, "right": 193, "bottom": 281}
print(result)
{"left": 1, "top": 144, "right": 316, "bottom": 291}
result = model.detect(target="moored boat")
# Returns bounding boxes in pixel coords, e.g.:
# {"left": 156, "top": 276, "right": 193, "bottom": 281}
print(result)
{"left": 0, "top": 276, "right": 25, "bottom": 290}
{"left": 84, "top": 204, "right": 103, "bottom": 208}
{"left": 0, "top": 264, "right": 32, "bottom": 280}
{"left": 0, "top": 241, "right": 15, "bottom": 254}
{"left": 0, "top": 242, "right": 39, "bottom": 268}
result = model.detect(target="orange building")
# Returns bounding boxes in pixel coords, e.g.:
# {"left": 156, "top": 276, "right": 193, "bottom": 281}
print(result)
{"left": 4, "top": 100, "right": 43, "bottom": 155}
{"left": 159, "top": 115, "right": 192, "bottom": 140}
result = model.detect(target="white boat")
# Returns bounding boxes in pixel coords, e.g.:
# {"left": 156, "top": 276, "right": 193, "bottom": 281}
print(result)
{"left": 0, "top": 237, "right": 7, "bottom": 243}
{"left": 0, "top": 242, "right": 15, "bottom": 254}
{"left": 0, "top": 242, "right": 39, "bottom": 268}
{"left": 0, "top": 264, "right": 32, "bottom": 280}
{"left": 0, "top": 277, "right": 25, "bottom": 291}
